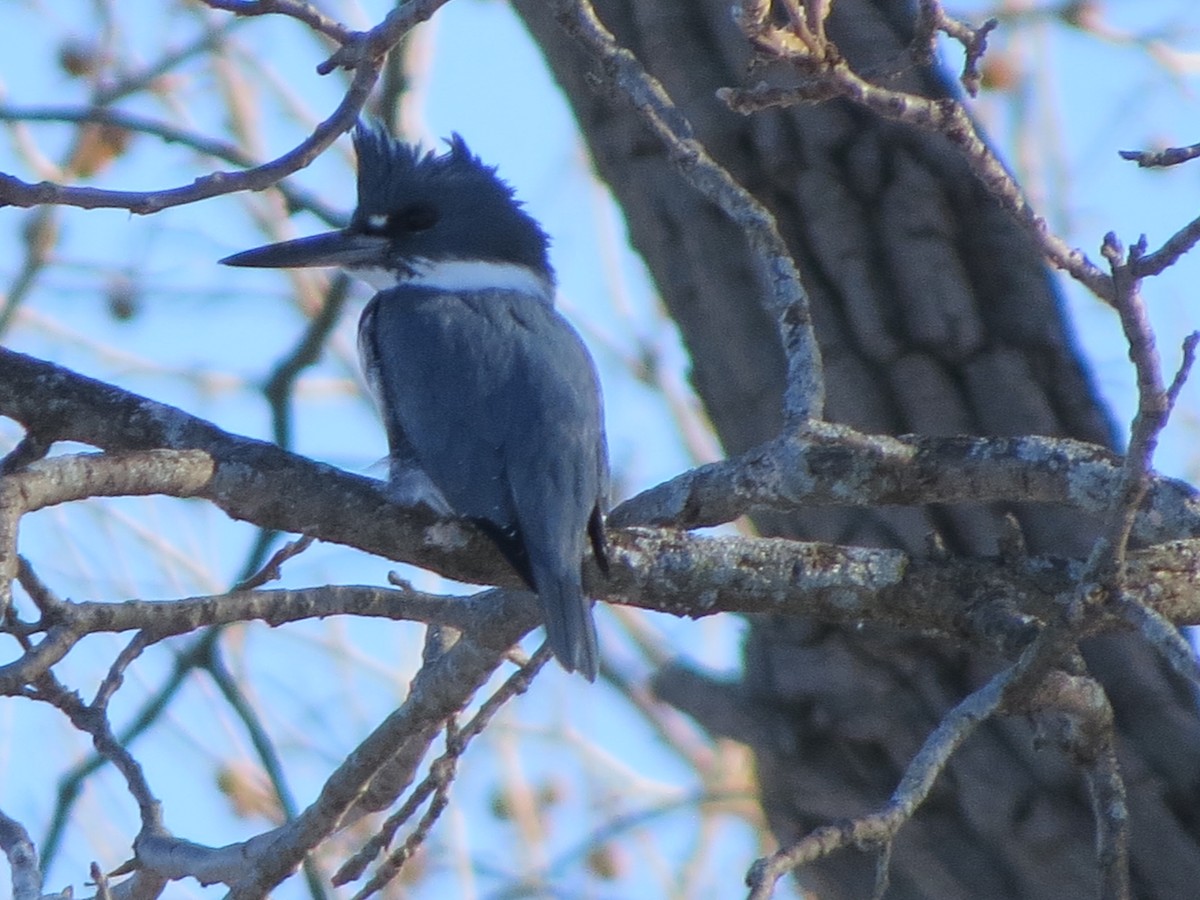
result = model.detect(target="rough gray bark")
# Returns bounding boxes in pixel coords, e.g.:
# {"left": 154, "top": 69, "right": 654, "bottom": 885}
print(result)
{"left": 515, "top": 0, "right": 1200, "bottom": 896}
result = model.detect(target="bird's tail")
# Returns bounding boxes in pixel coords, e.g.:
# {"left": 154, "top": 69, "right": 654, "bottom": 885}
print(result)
{"left": 533, "top": 565, "right": 599, "bottom": 682}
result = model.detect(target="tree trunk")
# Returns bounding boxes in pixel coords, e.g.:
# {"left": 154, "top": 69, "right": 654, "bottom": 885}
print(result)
{"left": 516, "top": 0, "right": 1200, "bottom": 896}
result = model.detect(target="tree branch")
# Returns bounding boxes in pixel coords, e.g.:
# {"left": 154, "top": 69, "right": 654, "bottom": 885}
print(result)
{"left": 723, "top": 0, "right": 1117, "bottom": 305}
{"left": 0, "top": 0, "right": 452, "bottom": 214}
{"left": 550, "top": 0, "right": 825, "bottom": 423}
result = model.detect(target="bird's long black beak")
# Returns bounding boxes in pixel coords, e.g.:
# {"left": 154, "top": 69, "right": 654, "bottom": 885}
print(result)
{"left": 220, "top": 230, "right": 389, "bottom": 269}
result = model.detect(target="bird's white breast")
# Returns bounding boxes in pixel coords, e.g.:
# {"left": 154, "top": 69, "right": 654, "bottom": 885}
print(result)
{"left": 349, "top": 258, "right": 554, "bottom": 304}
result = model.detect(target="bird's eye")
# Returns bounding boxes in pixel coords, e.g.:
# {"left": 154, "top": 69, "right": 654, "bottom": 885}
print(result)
{"left": 396, "top": 203, "right": 438, "bottom": 232}
{"left": 365, "top": 213, "right": 389, "bottom": 233}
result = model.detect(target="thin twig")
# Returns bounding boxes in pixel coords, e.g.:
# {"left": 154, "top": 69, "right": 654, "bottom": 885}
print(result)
{"left": 1088, "top": 741, "right": 1131, "bottom": 900}
{"left": 1115, "top": 593, "right": 1200, "bottom": 689}
{"left": 92, "top": 631, "right": 157, "bottom": 709}
{"left": 1085, "top": 234, "right": 1162, "bottom": 574}
{"left": 744, "top": 628, "right": 1059, "bottom": 898}
{"left": 0, "top": 104, "right": 344, "bottom": 224}
{"left": 198, "top": 0, "right": 355, "bottom": 44}
{"left": 1131, "top": 212, "right": 1200, "bottom": 279}
{"left": 89, "top": 861, "right": 114, "bottom": 900}
{"left": 1119, "top": 141, "right": 1200, "bottom": 169}
{"left": 0, "top": 1, "right": 452, "bottom": 214}
{"left": 915, "top": 0, "right": 998, "bottom": 95}
{"left": 233, "top": 535, "right": 316, "bottom": 591}
{"left": 223, "top": 599, "right": 534, "bottom": 899}
{"left": 28, "top": 671, "right": 163, "bottom": 832}
{"left": 336, "top": 645, "right": 554, "bottom": 893}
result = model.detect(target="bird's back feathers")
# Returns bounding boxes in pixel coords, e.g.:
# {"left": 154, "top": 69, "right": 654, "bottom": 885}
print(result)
{"left": 360, "top": 284, "right": 608, "bottom": 678}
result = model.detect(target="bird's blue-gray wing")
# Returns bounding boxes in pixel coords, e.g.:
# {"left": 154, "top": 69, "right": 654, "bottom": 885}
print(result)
{"left": 361, "top": 286, "right": 607, "bottom": 678}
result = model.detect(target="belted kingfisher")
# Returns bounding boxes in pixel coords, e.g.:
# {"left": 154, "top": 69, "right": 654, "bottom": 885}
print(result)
{"left": 221, "top": 121, "right": 610, "bottom": 680}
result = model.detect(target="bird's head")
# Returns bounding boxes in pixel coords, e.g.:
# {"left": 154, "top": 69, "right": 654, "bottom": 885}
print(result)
{"left": 221, "top": 121, "right": 554, "bottom": 298}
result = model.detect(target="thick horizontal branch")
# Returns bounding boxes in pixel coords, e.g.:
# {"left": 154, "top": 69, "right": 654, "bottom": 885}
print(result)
{"left": 5, "top": 342, "right": 1200, "bottom": 900}
{"left": 605, "top": 530, "right": 1200, "bottom": 646}
{"left": 4, "top": 348, "right": 1200, "bottom": 599}
{"left": 610, "top": 423, "right": 1200, "bottom": 546}
{"left": 5, "top": 350, "right": 1200, "bottom": 672}
{"left": 0, "top": 348, "right": 517, "bottom": 587}
{"left": 8, "top": 526, "right": 1200, "bottom": 697}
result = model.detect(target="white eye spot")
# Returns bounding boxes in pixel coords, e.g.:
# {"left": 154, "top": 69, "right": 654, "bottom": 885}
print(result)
{"left": 367, "top": 213, "right": 388, "bottom": 230}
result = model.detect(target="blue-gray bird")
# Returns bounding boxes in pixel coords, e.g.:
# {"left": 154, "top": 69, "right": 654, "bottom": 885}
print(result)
{"left": 221, "top": 121, "right": 609, "bottom": 680}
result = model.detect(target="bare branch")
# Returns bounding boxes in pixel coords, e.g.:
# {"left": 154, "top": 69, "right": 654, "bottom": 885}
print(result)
{"left": 723, "top": 0, "right": 1118, "bottom": 305}
{"left": 3, "top": 354, "right": 1200, "bottom": 667}
{"left": 1089, "top": 742, "right": 1131, "bottom": 900}
{"left": 0, "top": 0, "right": 453, "bottom": 215}
{"left": 0, "top": 809, "right": 44, "bottom": 900}
{"left": 914, "top": 0, "right": 999, "bottom": 96}
{"left": 1131, "top": 212, "right": 1200, "bottom": 279}
{"left": 1026, "top": 671, "right": 1129, "bottom": 900}
{"left": 221, "top": 595, "right": 530, "bottom": 898}
{"left": 746, "top": 633, "right": 1043, "bottom": 898}
{"left": 1166, "top": 333, "right": 1200, "bottom": 411}
{"left": 0, "top": 434, "right": 50, "bottom": 477}
{"left": 610, "top": 424, "right": 1200, "bottom": 546}
{"left": 1119, "top": 141, "right": 1200, "bottom": 169}
{"left": 0, "top": 450, "right": 214, "bottom": 620}
{"left": 339, "top": 645, "right": 554, "bottom": 896}
{"left": 233, "top": 535, "right": 315, "bottom": 591}
{"left": 90, "top": 862, "right": 114, "bottom": 900}
{"left": 3, "top": 530, "right": 1199, "bottom": 701}
{"left": 0, "top": 75, "right": 370, "bottom": 214}
{"left": 1086, "top": 233, "right": 1163, "bottom": 573}
{"left": 0, "top": 359, "right": 1135, "bottom": 629}
{"left": 27, "top": 672, "right": 162, "bottom": 835}
{"left": 1115, "top": 593, "right": 1200, "bottom": 689}
{"left": 197, "top": 0, "right": 355, "bottom": 44}
{"left": 92, "top": 632, "right": 156, "bottom": 710}
{"left": 0, "top": 105, "right": 344, "bottom": 224}
{"left": 549, "top": 0, "right": 825, "bottom": 424}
